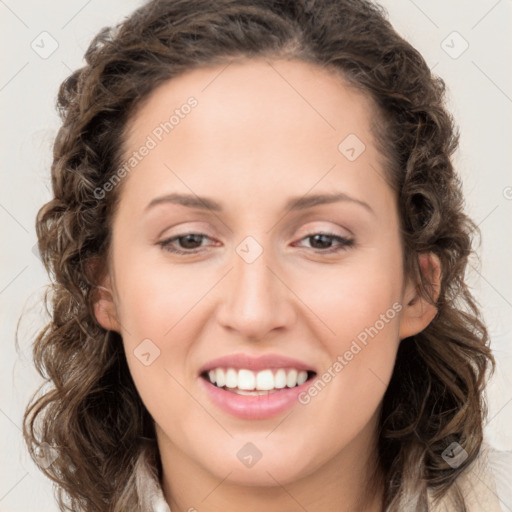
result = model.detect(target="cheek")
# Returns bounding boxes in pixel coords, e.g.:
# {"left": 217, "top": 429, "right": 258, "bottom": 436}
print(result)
{"left": 297, "top": 251, "right": 403, "bottom": 420}
{"left": 110, "top": 249, "right": 200, "bottom": 401}
{"left": 113, "top": 246, "right": 205, "bottom": 339}
{"left": 302, "top": 250, "right": 403, "bottom": 345}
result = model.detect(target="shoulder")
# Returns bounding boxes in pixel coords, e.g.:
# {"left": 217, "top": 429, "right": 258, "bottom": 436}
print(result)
{"left": 485, "top": 443, "right": 512, "bottom": 511}
{"left": 428, "top": 440, "right": 512, "bottom": 512}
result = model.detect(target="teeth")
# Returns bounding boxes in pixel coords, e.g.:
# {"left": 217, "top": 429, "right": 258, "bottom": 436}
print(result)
{"left": 238, "top": 369, "right": 256, "bottom": 390}
{"left": 215, "top": 368, "right": 225, "bottom": 387}
{"left": 256, "top": 369, "right": 274, "bottom": 390}
{"left": 206, "top": 368, "right": 309, "bottom": 391}
{"left": 231, "top": 388, "right": 277, "bottom": 396}
{"left": 286, "top": 369, "right": 298, "bottom": 388}
{"left": 225, "top": 368, "right": 237, "bottom": 388}
{"left": 297, "top": 370, "right": 308, "bottom": 386}
{"left": 275, "top": 369, "right": 287, "bottom": 389}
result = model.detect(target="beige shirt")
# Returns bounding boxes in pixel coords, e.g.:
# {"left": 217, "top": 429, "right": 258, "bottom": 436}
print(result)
{"left": 141, "top": 442, "right": 511, "bottom": 512}
{"left": 427, "top": 442, "right": 511, "bottom": 511}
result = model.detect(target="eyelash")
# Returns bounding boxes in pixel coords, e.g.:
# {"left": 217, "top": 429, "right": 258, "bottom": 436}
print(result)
{"left": 158, "top": 232, "right": 355, "bottom": 255}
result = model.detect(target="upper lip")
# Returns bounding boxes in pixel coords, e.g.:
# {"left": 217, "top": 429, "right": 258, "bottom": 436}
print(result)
{"left": 199, "top": 353, "right": 316, "bottom": 375}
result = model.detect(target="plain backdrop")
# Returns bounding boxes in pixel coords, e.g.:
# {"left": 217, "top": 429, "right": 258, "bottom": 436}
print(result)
{"left": 1, "top": 1, "right": 511, "bottom": 510}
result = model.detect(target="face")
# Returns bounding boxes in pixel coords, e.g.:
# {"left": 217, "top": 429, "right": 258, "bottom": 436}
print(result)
{"left": 95, "top": 58, "right": 438, "bottom": 487}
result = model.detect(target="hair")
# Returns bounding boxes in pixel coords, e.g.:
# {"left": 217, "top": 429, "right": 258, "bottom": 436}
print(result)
{"left": 21, "top": 0, "right": 495, "bottom": 511}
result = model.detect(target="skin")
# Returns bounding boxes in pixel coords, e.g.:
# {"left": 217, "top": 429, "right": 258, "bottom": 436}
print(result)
{"left": 94, "top": 58, "right": 441, "bottom": 512}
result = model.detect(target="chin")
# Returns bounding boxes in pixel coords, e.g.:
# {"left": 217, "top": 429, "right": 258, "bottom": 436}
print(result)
{"left": 195, "top": 438, "right": 322, "bottom": 487}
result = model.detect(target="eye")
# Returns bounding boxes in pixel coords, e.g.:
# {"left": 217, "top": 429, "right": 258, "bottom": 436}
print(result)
{"left": 294, "top": 232, "right": 354, "bottom": 253}
{"left": 158, "top": 231, "right": 354, "bottom": 256}
{"left": 158, "top": 233, "right": 214, "bottom": 255}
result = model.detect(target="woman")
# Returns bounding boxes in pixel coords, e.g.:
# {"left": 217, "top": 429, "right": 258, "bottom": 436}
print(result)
{"left": 23, "top": 0, "right": 511, "bottom": 510}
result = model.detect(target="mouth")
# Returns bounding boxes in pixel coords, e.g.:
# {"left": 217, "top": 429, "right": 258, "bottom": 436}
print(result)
{"left": 198, "top": 353, "right": 318, "bottom": 420}
{"left": 200, "top": 367, "right": 317, "bottom": 396}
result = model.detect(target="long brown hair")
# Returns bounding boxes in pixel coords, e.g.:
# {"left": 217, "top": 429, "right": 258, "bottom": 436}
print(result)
{"left": 22, "top": 0, "right": 495, "bottom": 510}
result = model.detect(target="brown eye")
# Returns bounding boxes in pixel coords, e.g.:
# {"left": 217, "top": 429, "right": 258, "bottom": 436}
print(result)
{"left": 158, "top": 233, "right": 211, "bottom": 254}
{"left": 157, "top": 231, "right": 354, "bottom": 256}
{"left": 295, "top": 232, "right": 354, "bottom": 253}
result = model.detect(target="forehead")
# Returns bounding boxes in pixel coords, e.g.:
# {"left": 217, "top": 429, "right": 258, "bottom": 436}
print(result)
{"left": 117, "top": 58, "right": 391, "bottom": 218}
{"left": 125, "top": 57, "right": 378, "bottom": 147}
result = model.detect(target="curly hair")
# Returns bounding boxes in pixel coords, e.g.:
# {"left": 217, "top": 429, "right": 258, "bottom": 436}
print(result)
{"left": 22, "top": 0, "right": 495, "bottom": 510}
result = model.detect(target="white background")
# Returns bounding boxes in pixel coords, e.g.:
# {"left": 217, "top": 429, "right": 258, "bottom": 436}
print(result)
{"left": 1, "top": 1, "right": 511, "bottom": 510}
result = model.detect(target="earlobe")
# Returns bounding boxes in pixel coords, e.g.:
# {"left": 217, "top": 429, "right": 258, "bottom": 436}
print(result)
{"left": 399, "top": 252, "right": 442, "bottom": 340}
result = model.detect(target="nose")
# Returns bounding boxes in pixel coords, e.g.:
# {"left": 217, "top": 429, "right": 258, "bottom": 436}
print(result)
{"left": 215, "top": 240, "right": 296, "bottom": 341}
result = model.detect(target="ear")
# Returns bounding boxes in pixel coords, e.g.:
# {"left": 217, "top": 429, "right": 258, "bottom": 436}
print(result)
{"left": 399, "top": 252, "right": 442, "bottom": 340}
{"left": 88, "top": 261, "right": 121, "bottom": 333}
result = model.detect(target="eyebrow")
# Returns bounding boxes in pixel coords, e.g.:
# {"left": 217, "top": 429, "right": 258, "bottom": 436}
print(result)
{"left": 145, "top": 191, "right": 374, "bottom": 215}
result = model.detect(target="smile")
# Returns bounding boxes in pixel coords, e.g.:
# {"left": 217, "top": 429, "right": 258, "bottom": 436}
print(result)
{"left": 202, "top": 367, "right": 313, "bottom": 394}
{"left": 198, "top": 353, "right": 317, "bottom": 419}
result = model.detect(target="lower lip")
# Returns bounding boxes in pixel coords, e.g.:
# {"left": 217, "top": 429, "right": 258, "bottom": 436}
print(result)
{"left": 199, "top": 377, "right": 312, "bottom": 420}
